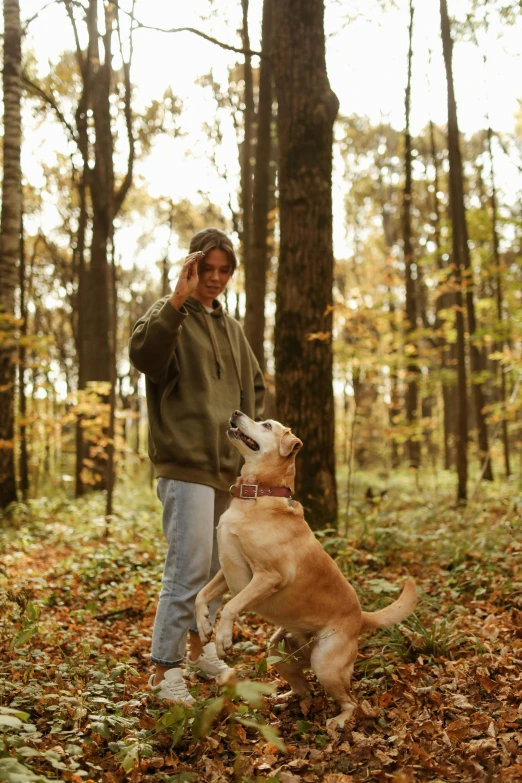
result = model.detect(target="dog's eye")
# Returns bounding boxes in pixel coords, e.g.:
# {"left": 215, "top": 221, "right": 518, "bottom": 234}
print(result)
{"left": 262, "top": 422, "right": 272, "bottom": 430}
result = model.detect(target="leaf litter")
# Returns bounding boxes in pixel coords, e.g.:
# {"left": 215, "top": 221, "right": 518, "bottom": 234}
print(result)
{"left": 1, "top": 479, "right": 522, "bottom": 782}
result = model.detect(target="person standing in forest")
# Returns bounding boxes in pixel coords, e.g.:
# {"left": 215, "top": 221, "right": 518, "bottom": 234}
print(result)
{"left": 129, "top": 228, "right": 265, "bottom": 704}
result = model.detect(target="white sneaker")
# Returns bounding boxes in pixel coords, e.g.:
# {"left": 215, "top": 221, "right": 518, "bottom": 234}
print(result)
{"left": 147, "top": 667, "right": 195, "bottom": 705}
{"left": 186, "top": 642, "right": 234, "bottom": 683}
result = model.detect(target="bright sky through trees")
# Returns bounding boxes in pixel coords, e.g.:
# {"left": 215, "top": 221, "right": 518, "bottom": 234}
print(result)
{"left": 17, "top": 0, "right": 522, "bottom": 266}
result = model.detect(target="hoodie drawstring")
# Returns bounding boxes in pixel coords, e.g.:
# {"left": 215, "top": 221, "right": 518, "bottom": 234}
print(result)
{"left": 222, "top": 316, "right": 244, "bottom": 407}
{"left": 202, "top": 310, "right": 244, "bottom": 407}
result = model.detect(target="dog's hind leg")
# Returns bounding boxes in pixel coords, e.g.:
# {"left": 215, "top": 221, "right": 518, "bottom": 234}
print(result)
{"left": 269, "top": 628, "right": 310, "bottom": 702}
{"left": 310, "top": 631, "right": 358, "bottom": 727}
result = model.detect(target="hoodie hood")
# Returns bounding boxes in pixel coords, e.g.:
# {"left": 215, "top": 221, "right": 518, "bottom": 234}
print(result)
{"left": 184, "top": 296, "right": 223, "bottom": 317}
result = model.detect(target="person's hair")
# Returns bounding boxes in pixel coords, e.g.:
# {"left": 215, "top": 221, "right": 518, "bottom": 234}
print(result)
{"left": 189, "top": 228, "right": 237, "bottom": 274}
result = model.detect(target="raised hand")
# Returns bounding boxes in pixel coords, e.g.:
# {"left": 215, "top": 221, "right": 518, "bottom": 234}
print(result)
{"left": 169, "top": 252, "right": 204, "bottom": 309}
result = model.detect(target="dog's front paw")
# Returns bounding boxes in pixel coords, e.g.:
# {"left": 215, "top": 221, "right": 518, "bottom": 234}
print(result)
{"left": 215, "top": 627, "right": 233, "bottom": 659}
{"left": 326, "top": 704, "right": 355, "bottom": 729}
{"left": 195, "top": 605, "right": 212, "bottom": 645}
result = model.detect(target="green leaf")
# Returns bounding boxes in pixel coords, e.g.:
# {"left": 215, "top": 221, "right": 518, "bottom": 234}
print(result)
{"left": 65, "top": 744, "right": 84, "bottom": 757}
{"left": 258, "top": 723, "right": 286, "bottom": 752}
{"left": 0, "top": 708, "right": 30, "bottom": 723}
{"left": 197, "top": 696, "right": 225, "bottom": 737}
{"left": 0, "top": 757, "right": 51, "bottom": 781}
{"left": 169, "top": 722, "right": 185, "bottom": 748}
{"left": 314, "top": 733, "right": 328, "bottom": 748}
{"left": 0, "top": 715, "right": 23, "bottom": 729}
{"left": 11, "top": 626, "right": 39, "bottom": 648}
{"left": 17, "top": 748, "right": 42, "bottom": 759}
{"left": 296, "top": 720, "right": 312, "bottom": 734}
{"left": 25, "top": 602, "right": 41, "bottom": 623}
{"left": 234, "top": 680, "right": 275, "bottom": 708}
{"left": 121, "top": 752, "right": 137, "bottom": 773}
{"left": 155, "top": 704, "right": 187, "bottom": 731}
{"left": 266, "top": 656, "right": 283, "bottom": 666}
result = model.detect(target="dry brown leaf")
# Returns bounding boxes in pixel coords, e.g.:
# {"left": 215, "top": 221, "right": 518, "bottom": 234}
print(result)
{"left": 476, "top": 674, "right": 498, "bottom": 693}
{"left": 278, "top": 773, "right": 302, "bottom": 783}
{"left": 373, "top": 748, "right": 394, "bottom": 765}
{"left": 468, "top": 737, "right": 497, "bottom": 753}
{"left": 452, "top": 694, "right": 475, "bottom": 710}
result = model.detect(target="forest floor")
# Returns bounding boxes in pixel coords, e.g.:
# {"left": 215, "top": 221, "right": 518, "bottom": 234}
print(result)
{"left": 1, "top": 467, "right": 522, "bottom": 783}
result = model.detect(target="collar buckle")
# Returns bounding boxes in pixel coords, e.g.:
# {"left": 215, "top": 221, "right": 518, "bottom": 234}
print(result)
{"left": 239, "top": 483, "right": 258, "bottom": 499}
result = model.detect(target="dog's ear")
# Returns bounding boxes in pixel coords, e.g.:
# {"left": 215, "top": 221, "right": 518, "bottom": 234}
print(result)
{"left": 279, "top": 429, "right": 303, "bottom": 458}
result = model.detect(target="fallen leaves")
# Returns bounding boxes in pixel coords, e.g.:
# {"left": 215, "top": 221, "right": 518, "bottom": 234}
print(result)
{"left": 1, "top": 481, "right": 522, "bottom": 781}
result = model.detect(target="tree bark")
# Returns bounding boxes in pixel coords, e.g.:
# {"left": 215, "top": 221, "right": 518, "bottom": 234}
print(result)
{"left": 403, "top": 0, "right": 420, "bottom": 469}
{"left": 273, "top": 0, "right": 339, "bottom": 527}
{"left": 429, "top": 120, "right": 456, "bottom": 470}
{"left": 245, "top": 0, "right": 273, "bottom": 370}
{"left": 487, "top": 126, "right": 510, "bottom": 477}
{"left": 440, "top": 0, "right": 469, "bottom": 501}
{"left": 441, "top": 0, "right": 492, "bottom": 487}
{"left": 0, "top": 0, "right": 22, "bottom": 509}
{"left": 240, "top": 0, "right": 254, "bottom": 313}
{"left": 66, "top": 0, "right": 135, "bottom": 494}
{"left": 18, "top": 211, "right": 29, "bottom": 499}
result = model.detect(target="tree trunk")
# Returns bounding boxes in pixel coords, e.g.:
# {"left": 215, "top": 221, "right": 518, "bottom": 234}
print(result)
{"left": 441, "top": 0, "right": 492, "bottom": 486}
{"left": 487, "top": 126, "right": 510, "bottom": 477}
{"left": 68, "top": 0, "right": 134, "bottom": 494}
{"left": 18, "top": 211, "right": 29, "bottom": 499}
{"left": 429, "top": 120, "right": 456, "bottom": 470}
{"left": 403, "top": 0, "right": 420, "bottom": 469}
{"left": 0, "top": 0, "right": 22, "bottom": 509}
{"left": 245, "top": 0, "right": 273, "bottom": 370}
{"left": 440, "top": 0, "right": 469, "bottom": 501}
{"left": 240, "top": 0, "right": 254, "bottom": 311}
{"left": 377, "top": 144, "right": 400, "bottom": 469}
{"left": 273, "top": 0, "right": 339, "bottom": 527}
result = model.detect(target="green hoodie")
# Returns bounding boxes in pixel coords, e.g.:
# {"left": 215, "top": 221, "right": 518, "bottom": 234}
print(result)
{"left": 129, "top": 295, "right": 265, "bottom": 492}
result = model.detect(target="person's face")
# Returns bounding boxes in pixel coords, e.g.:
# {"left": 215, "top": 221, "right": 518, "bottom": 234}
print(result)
{"left": 193, "top": 248, "right": 233, "bottom": 306}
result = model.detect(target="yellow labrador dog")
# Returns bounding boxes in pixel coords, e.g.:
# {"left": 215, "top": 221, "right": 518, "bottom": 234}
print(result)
{"left": 196, "top": 411, "right": 417, "bottom": 725}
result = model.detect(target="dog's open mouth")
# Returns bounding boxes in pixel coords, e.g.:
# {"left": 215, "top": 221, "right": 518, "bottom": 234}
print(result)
{"left": 228, "top": 426, "right": 260, "bottom": 451}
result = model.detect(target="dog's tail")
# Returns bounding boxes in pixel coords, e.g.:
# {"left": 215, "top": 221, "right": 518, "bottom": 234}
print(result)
{"left": 360, "top": 578, "right": 417, "bottom": 631}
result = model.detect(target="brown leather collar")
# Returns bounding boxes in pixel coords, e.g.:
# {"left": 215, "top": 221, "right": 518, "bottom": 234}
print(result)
{"left": 231, "top": 483, "right": 292, "bottom": 500}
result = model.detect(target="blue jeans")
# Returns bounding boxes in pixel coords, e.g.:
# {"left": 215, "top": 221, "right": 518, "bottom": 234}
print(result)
{"left": 151, "top": 478, "right": 230, "bottom": 666}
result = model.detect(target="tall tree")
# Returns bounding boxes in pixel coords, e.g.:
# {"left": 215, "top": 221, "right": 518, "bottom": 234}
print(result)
{"left": 63, "top": 0, "right": 135, "bottom": 494}
{"left": 18, "top": 212, "right": 29, "bottom": 499}
{"left": 245, "top": 0, "right": 273, "bottom": 370}
{"left": 240, "top": 0, "right": 254, "bottom": 287}
{"left": 486, "top": 126, "right": 510, "bottom": 477}
{"left": 403, "top": 0, "right": 420, "bottom": 469}
{"left": 0, "top": 0, "right": 22, "bottom": 509}
{"left": 440, "top": 0, "right": 492, "bottom": 490}
{"left": 440, "top": 0, "right": 470, "bottom": 500}
{"left": 272, "top": 0, "right": 339, "bottom": 526}
{"left": 427, "top": 118, "right": 457, "bottom": 471}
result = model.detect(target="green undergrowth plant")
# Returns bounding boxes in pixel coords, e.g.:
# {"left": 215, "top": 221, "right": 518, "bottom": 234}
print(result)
{"left": 1, "top": 474, "right": 521, "bottom": 780}
{"left": 109, "top": 679, "right": 285, "bottom": 774}
{"left": 0, "top": 704, "right": 84, "bottom": 782}
{"left": 357, "top": 611, "right": 482, "bottom": 683}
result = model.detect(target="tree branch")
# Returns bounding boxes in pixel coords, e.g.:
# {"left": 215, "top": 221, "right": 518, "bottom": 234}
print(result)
{"left": 22, "top": 0, "right": 61, "bottom": 34}
{"left": 114, "top": 0, "right": 135, "bottom": 214}
{"left": 494, "top": 131, "right": 522, "bottom": 175}
{"left": 113, "top": 3, "right": 262, "bottom": 58}
{"left": 22, "top": 73, "right": 78, "bottom": 145}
